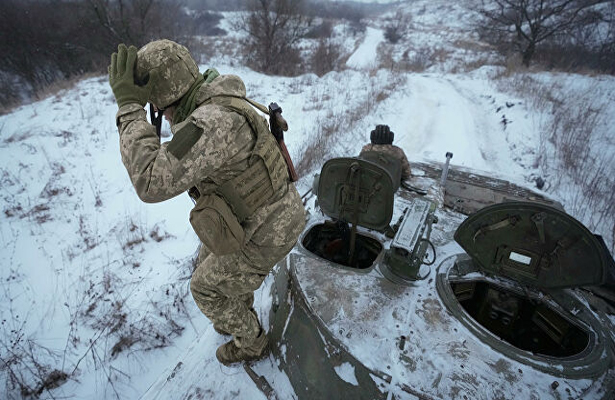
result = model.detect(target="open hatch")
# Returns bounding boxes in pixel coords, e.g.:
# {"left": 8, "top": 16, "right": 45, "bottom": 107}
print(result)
{"left": 438, "top": 201, "right": 615, "bottom": 374}
{"left": 302, "top": 157, "right": 398, "bottom": 270}
{"left": 454, "top": 201, "right": 610, "bottom": 289}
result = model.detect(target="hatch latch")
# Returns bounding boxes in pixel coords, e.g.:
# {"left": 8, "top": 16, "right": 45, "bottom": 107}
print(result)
{"left": 531, "top": 212, "right": 547, "bottom": 244}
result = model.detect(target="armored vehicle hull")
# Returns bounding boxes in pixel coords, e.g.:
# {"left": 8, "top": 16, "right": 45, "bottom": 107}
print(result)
{"left": 267, "top": 159, "right": 615, "bottom": 399}
{"left": 142, "top": 158, "right": 615, "bottom": 399}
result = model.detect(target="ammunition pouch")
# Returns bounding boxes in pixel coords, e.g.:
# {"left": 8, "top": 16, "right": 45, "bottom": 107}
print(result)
{"left": 190, "top": 193, "right": 245, "bottom": 255}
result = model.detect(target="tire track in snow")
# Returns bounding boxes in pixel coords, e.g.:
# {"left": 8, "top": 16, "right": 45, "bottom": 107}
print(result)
{"left": 346, "top": 27, "right": 384, "bottom": 70}
{"left": 392, "top": 75, "right": 489, "bottom": 170}
{"left": 390, "top": 75, "right": 520, "bottom": 176}
{"left": 443, "top": 77, "right": 524, "bottom": 176}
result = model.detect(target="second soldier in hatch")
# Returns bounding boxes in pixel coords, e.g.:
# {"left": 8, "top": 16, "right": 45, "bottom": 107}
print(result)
{"left": 360, "top": 124, "right": 411, "bottom": 183}
{"left": 108, "top": 40, "right": 305, "bottom": 365}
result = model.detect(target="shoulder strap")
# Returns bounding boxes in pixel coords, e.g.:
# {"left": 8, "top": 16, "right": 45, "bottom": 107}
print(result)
{"left": 244, "top": 97, "right": 269, "bottom": 115}
{"left": 202, "top": 94, "right": 289, "bottom": 222}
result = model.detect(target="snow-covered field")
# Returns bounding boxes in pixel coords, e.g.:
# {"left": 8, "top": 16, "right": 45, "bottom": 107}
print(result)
{"left": 1, "top": 0, "right": 613, "bottom": 398}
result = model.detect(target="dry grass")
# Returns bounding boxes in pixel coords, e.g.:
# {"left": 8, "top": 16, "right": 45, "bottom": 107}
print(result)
{"left": 296, "top": 72, "right": 406, "bottom": 177}
{"left": 0, "top": 72, "right": 103, "bottom": 116}
{"left": 498, "top": 74, "right": 615, "bottom": 253}
{"left": 452, "top": 39, "right": 493, "bottom": 53}
{"left": 377, "top": 43, "right": 454, "bottom": 73}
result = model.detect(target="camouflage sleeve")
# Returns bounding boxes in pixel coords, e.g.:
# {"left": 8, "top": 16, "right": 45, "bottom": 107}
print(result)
{"left": 395, "top": 146, "right": 412, "bottom": 180}
{"left": 115, "top": 104, "right": 234, "bottom": 203}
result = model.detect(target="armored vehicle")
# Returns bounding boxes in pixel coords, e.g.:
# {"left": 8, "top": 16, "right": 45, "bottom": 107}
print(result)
{"left": 145, "top": 153, "right": 615, "bottom": 399}
{"left": 267, "top": 153, "right": 615, "bottom": 399}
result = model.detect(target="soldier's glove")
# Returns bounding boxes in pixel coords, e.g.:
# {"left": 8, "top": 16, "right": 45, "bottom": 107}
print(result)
{"left": 108, "top": 44, "right": 155, "bottom": 108}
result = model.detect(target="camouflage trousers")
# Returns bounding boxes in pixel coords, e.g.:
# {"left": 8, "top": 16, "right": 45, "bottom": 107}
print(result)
{"left": 190, "top": 238, "right": 296, "bottom": 348}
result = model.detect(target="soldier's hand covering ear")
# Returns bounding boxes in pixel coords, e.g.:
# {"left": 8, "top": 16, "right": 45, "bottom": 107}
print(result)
{"left": 108, "top": 44, "right": 156, "bottom": 108}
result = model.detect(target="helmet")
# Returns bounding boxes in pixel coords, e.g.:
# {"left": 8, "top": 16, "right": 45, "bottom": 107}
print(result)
{"left": 370, "top": 124, "right": 394, "bottom": 145}
{"left": 135, "top": 39, "right": 200, "bottom": 109}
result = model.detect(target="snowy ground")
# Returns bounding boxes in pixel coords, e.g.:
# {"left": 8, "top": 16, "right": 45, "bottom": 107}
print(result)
{"left": 1, "top": 0, "right": 613, "bottom": 398}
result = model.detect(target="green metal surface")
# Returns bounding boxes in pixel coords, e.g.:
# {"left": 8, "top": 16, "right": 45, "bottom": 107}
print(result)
{"left": 317, "top": 157, "right": 395, "bottom": 231}
{"left": 454, "top": 201, "right": 609, "bottom": 289}
{"left": 357, "top": 151, "right": 401, "bottom": 192}
{"left": 268, "top": 254, "right": 385, "bottom": 400}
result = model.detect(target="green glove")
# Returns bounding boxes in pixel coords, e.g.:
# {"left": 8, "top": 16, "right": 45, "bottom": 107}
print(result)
{"left": 108, "top": 43, "right": 155, "bottom": 108}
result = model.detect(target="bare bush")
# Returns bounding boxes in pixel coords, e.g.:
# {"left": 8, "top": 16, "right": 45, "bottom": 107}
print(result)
{"left": 0, "top": 0, "right": 213, "bottom": 110}
{"left": 88, "top": 0, "right": 192, "bottom": 46}
{"left": 311, "top": 39, "right": 343, "bottom": 76}
{"left": 403, "top": 48, "right": 435, "bottom": 72}
{"left": 499, "top": 74, "right": 615, "bottom": 253}
{"left": 347, "top": 12, "right": 367, "bottom": 37}
{"left": 384, "top": 10, "right": 411, "bottom": 44}
{"left": 237, "top": 0, "right": 312, "bottom": 76}
{"left": 0, "top": 1, "right": 104, "bottom": 106}
{"left": 183, "top": 0, "right": 244, "bottom": 11}
{"left": 542, "top": 93, "right": 614, "bottom": 251}
{"left": 549, "top": 100, "right": 600, "bottom": 171}
{"left": 379, "top": 47, "right": 435, "bottom": 73}
{"left": 295, "top": 110, "right": 342, "bottom": 175}
{"left": 185, "top": 10, "right": 226, "bottom": 37}
{"left": 81, "top": 270, "right": 186, "bottom": 359}
{"left": 296, "top": 72, "right": 406, "bottom": 175}
{"left": 0, "top": 272, "right": 71, "bottom": 398}
{"left": 533, "top": 3, "right": 615, "bottom": 74}
{"left": 1, "top": 338, "right": 69, "bottom": 398}
{"left": 305, "top": 20, "right": 334, "bottom": 39}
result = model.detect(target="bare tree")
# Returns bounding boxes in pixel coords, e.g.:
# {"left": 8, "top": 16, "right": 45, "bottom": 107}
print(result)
{"left": 88, "top": 0, "right": 186, "bottom": 47}
{"left": 384, "top": 10, "right": 411, "bottom": 44}
{"left": 238, "top": 0, "right": 312, "bottom": 75}
{"left": 0, "top": 0, "right": 192, "bottom": 109}
{"left": 480, "top": 0, "right": 611, "bottom": 66}
{"left": 311, "top": 38, "right": 342, "bottom": 76}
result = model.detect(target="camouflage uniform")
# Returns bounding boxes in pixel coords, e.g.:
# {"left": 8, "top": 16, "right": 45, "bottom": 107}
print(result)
{"left": 112, "top": 41, "right": 305, "bottom": 363}
{"left": 360, "top": 143, "right": 412, "bottom": 180}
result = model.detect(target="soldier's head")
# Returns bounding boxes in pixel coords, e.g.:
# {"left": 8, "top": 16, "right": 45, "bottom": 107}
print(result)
{"left": 135, "top": 39, "right": 200, "bottom": 110}
{"left": 370, "top": 125, "right": 394, "bottom": 145}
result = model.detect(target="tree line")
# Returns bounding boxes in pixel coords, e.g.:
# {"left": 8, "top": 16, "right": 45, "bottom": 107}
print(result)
{"left": 0, "top": 0, "right": 222, "bottom": 108}
{"left": 1, "top": 0, "right": 613, "bottom": 111}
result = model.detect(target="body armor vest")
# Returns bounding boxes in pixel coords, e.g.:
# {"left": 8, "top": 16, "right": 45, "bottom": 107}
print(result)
{"left": 194, "top": 95, "right": 289, "bottom": 223}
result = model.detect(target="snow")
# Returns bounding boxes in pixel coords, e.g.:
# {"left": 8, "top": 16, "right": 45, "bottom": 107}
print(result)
{"left": 1, "top": 1, "right": 614, "bottom": 399}
{"left": 378, "top": 73, "right": 529, "bottom": 179}
{"left": 333, "top": 362, "right": 359, "bottom": 386}
{"left": 346, "top": 27, "right": 385, "bottom": 69}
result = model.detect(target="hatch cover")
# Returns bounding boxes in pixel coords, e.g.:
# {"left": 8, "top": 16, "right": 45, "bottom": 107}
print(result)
{"left": 454, "top": 201, "right": 611, "bottom": 289}
{"left": 317, "top": 157, "right": 395, "bottom": 231}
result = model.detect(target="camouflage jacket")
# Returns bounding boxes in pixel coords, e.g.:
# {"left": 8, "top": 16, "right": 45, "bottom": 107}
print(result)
{"left": 116, "top": 75, "right": 305, "bottom": 248}
{"left": 360, "top": 143, "right": 411, "bottom": 180}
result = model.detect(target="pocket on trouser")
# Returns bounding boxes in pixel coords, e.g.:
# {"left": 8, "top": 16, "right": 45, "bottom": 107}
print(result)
{"left": 190, "top": 194, "right": 245, "bottom": 256}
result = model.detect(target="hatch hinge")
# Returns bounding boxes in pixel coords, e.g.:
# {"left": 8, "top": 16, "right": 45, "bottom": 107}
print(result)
{"left": 473, "top": 215, "right": 521, "bottom": 242}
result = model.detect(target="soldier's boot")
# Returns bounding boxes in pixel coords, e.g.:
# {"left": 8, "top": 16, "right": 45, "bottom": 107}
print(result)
{"left": 215, "top": 329, "right": 269, "bottom": 366}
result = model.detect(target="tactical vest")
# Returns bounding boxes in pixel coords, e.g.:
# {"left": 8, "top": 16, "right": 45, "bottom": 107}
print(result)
{"left": 193, "top": 95, "right": 289, "bottom": 223}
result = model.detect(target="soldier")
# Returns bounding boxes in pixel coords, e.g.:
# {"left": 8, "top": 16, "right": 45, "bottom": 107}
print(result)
{"left": 108, "top": 40, "right": 305, "bottom": 365}
{"left": 360, "top": 124, "right": 411, "bottom": 182}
